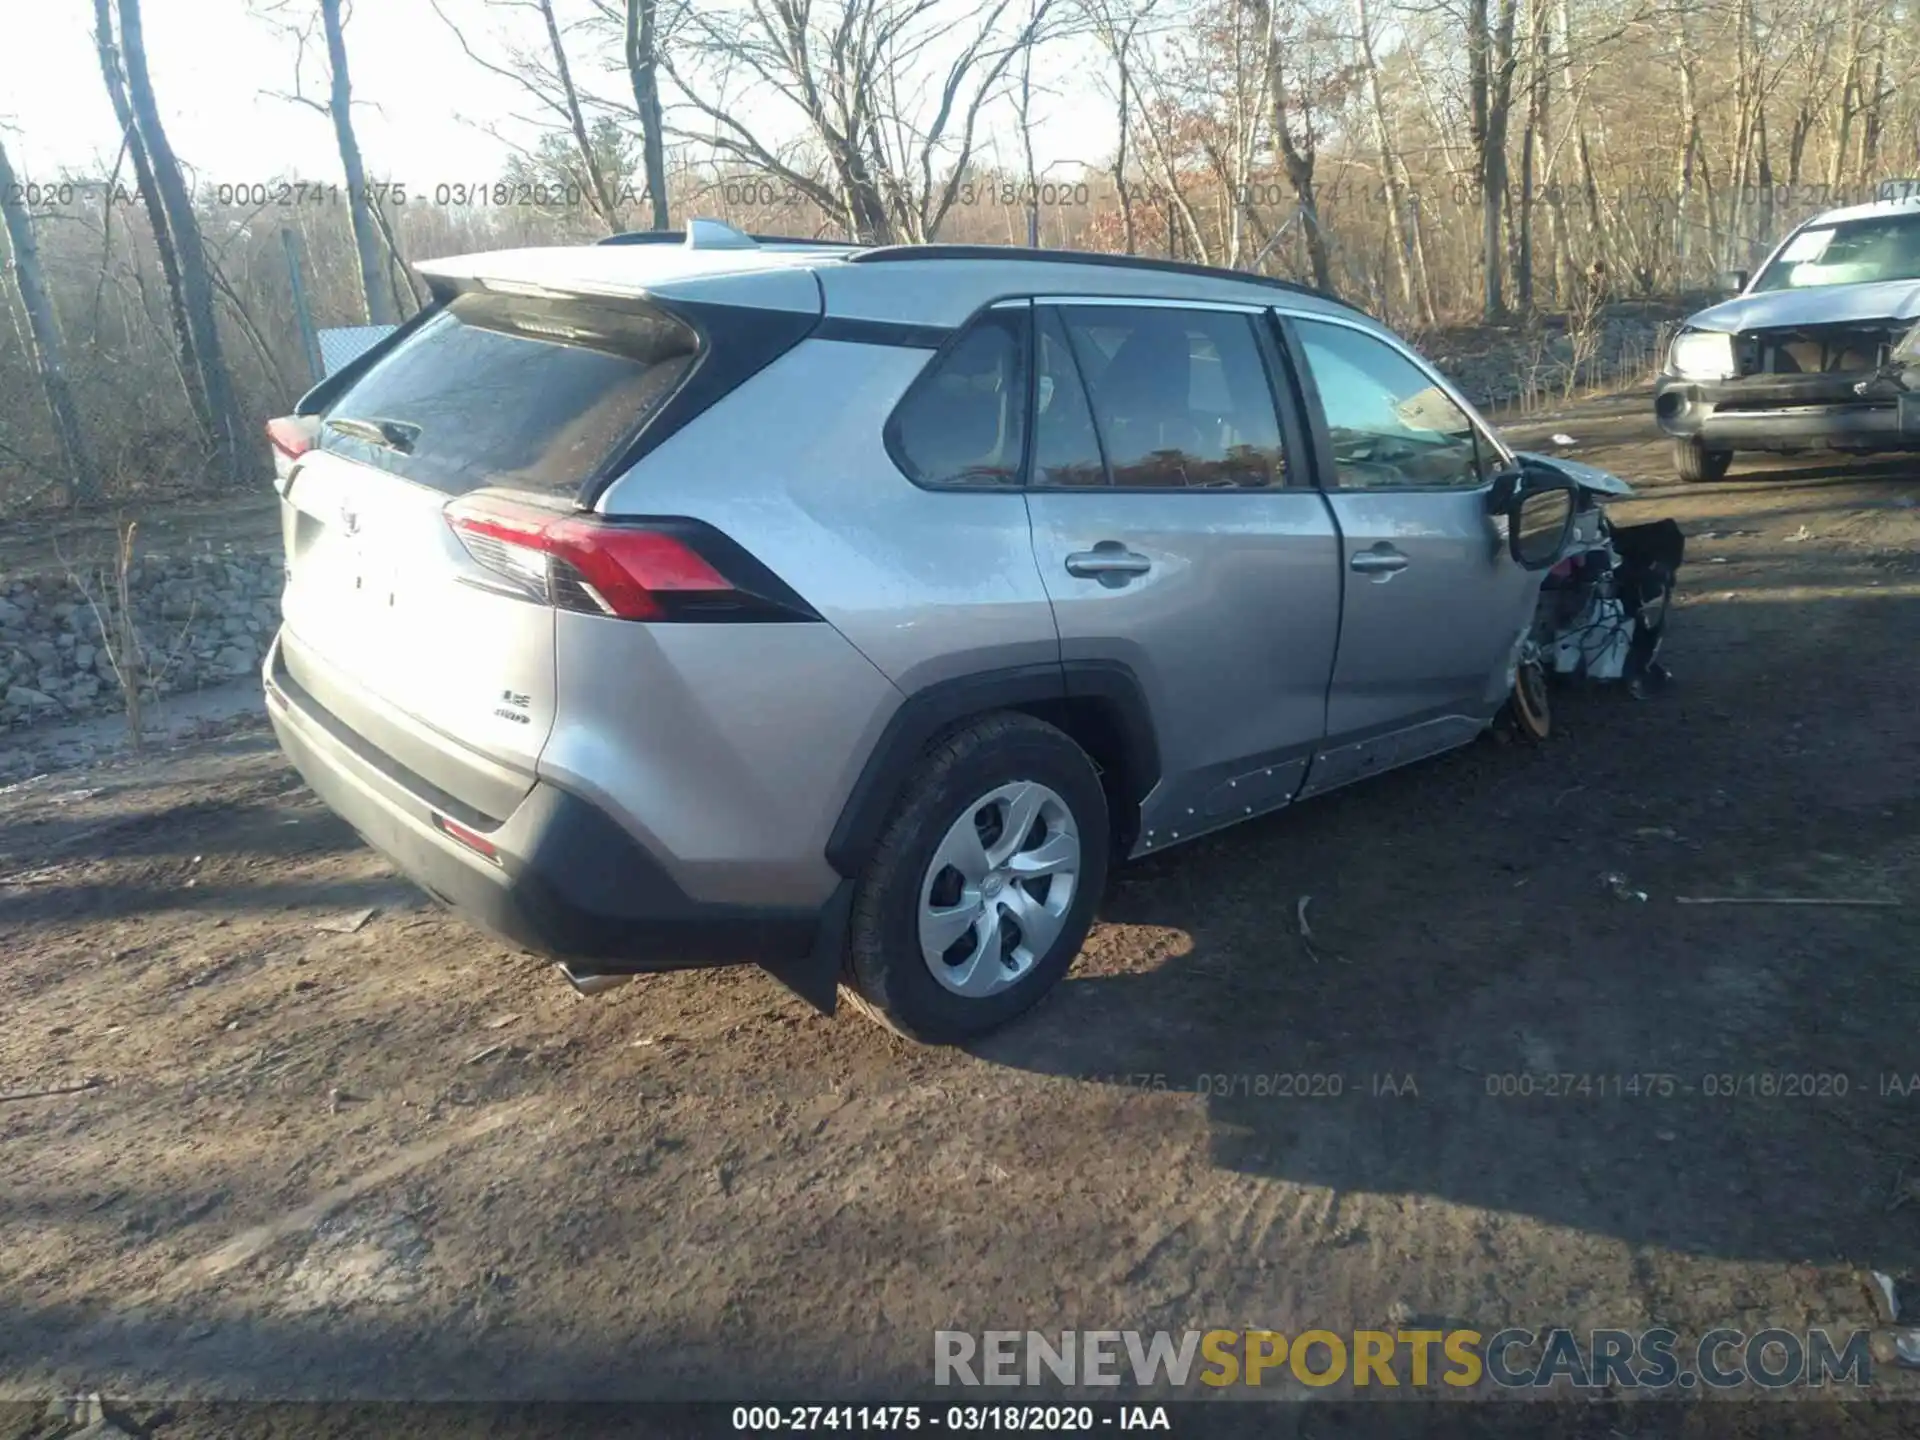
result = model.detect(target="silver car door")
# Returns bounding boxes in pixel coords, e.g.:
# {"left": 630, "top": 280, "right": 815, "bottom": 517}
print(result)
{"left": 1023, "top": 299, "right": 1343, "bottom": 855}
{"left": 1281, "top": 312, "right": 1538, "bottom": 798}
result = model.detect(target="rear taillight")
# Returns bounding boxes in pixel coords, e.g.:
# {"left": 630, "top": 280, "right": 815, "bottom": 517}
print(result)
{"left": 443, "top": 493, "right": 817, "bottom": 623}
{"left": 267, "top": 416, "right": 315, "bottom": 461}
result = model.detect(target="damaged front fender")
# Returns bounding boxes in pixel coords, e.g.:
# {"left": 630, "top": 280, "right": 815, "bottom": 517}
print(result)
{"left": 1512, "top": 452, "right": 1686, "bottom": 699}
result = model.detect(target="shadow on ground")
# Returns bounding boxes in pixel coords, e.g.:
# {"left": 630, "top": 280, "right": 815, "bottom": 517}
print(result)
{"left": 974, "top": 574, "right": 1920, "bottom": 1273}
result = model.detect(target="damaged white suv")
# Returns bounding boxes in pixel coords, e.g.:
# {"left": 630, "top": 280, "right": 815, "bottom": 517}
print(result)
{"left": 1656, "top": 186, "right": 1920, "bottom": 481}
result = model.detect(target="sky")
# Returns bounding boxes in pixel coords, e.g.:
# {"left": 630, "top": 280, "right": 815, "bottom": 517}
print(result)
{"left": 0, "top": 0, "right": 1120, "bottom": 200}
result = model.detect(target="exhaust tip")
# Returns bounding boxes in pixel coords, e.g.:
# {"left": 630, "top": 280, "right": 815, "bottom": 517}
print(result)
{"left": 555, "top": 962, "right": 635, "bottom": 997}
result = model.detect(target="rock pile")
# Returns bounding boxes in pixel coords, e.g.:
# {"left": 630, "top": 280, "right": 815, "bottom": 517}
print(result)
{"left": 0, "top": 549, "right": 282, "bottom": 728}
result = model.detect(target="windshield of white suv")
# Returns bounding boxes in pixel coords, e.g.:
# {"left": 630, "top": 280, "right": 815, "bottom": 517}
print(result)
{"left": 1751, "top": 211, "right": 1920, "bottom": 292}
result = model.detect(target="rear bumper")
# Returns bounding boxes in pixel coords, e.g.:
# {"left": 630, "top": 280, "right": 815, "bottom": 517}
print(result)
{"left": 1655, "top": 374, "right": 1920, "bottom": 452}
{"left": 263, "top": 633, "right": 841, "bottom": 980}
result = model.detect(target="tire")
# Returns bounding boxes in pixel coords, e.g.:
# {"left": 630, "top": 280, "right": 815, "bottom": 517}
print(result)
{"left": 1508, "top": 659, "right": 1552, "bottom": 741}
{"left": 843, "top": 712, "right": 1109, "bottom": 1044}
{"left": 1673, "top": 437, "right": 1733, "bottom": 483}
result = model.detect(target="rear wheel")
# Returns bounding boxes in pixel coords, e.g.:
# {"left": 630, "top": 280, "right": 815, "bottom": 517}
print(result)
{"left": 1673, "top": 437, "right": 1733, "bottom": 483}
{"left": 844, "top": 713, "right": 1109, "bottom": 1044}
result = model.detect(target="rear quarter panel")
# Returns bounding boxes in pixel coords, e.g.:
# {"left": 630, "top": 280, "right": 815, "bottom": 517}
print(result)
{"left": 540, "top": 617, "right": 899, "bottom": 906}
{"left": 594, "top": 336, "right": 1063, "bottom": 694}
{"left": 581, "top": 336, "right": 1061, "bottom": 904}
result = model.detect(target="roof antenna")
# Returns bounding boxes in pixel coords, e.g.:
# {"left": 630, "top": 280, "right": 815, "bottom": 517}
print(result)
{"left": 684, "top": 218, "right": 760, "bottom": 251}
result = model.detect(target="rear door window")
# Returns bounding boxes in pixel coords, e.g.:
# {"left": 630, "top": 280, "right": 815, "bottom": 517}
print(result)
{"left": 320, "top": 292, "right": 699, "bottom": 497}
{"left": 1054, "top": 305, "right": 1288, "bottom": 489}
{"left": 1032, "top": 307, "right": 1108, "bottom": 487}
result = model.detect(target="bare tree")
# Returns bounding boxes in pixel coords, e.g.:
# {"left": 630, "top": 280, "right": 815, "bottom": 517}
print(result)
{"left": 321, "top": 0, "right": 400, "bottom": 323}
{"left": 1264, "top": 8, "right": 1328, "bottom": 290}
{"left": 0, "top": 137, "right": 97, "bottom": 504}
{"left": 536, "top": 0, "right": 629, "bottom": 229}
{"left": 256, "top": 0, "right": 399, "bottom": 324}
{"left": 1077, "top": 0, "right": 1155, "bottom": 254}
{"left": 1467, "top": 0, "right": 1521, "bottom": 317}
{"left": 114, "top": 0, "right": 249, "bottom": 481}
{"left": 1353, "top": 0, "right": 1433, "bottom": 319}
{"left": 625, "top": 0, "right": 672, "bottom": 228}
{"left": 433, "top": 0, "right": 632, "bottom": 235}
{"left": 8, "top": 0, "right": 1920, "bottom": 531}
{"left": 92, "top": 0, "right": 212, "bottom": 446}
{"left": 667, "top": 0, "right": 1057, "bottom": 243}
{"left": 1016, "top": 0, "right": 1044, "bottom": 245}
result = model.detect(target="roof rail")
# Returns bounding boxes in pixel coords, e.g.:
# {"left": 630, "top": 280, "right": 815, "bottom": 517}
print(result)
{"left": 596, "top": 228, "right": 863, "bottom": 249}
{"left": 845, "top": 243, "right": 1346, "bottom": 306}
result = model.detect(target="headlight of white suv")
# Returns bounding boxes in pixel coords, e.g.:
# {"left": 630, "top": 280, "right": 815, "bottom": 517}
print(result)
{"left": 1669, "top": 330, "right": 1737, "bottom": 381}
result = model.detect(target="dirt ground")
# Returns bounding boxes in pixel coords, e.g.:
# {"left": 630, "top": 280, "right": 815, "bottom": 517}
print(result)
{"left": 6, "top": 390, "right": 1920, "bottom": 1413}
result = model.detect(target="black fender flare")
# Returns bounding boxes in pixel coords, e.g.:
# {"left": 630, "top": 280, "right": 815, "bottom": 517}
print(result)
{"left": 824, "top": 660, "right": 1160, "bottom": 880}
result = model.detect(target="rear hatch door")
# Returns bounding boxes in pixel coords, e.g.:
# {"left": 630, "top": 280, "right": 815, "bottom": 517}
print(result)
{"left": 279, "top": 289, "right": 701, "bottom": 815}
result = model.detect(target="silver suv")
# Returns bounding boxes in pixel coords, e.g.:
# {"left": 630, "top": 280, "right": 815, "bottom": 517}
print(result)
{"left": 263, "top": 222, "right": 1582, "bottom": 1043}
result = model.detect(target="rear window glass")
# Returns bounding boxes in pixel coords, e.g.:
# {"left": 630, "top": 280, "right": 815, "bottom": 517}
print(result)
{"left": 320, "top": 292, "right": 699, "bottom": 496}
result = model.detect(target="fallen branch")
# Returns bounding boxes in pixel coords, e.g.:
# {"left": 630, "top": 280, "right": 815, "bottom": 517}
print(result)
{"left": 1675, "top": 896, "right": 1901, "bottom": 908}
{"left": 1, "top": 1077, "right": 105, "bottom": 1103}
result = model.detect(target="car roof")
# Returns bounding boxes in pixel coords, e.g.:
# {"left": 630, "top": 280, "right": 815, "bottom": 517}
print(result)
{"left": 1799, "top": 195, "right": 1920, "bottom": 228}
{"left": 414, "top": 224, "right": 1364, "bottom": 329}
{"left": 818, "top": 244, "right": 1359, "bottom": 328}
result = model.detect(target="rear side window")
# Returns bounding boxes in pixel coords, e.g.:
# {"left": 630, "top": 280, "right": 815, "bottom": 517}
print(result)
{"left": 320, "top": 292, "right": 699, "bottom": 496}
{"left": 887, "top": 309, "right": 1029, "bottom": 488}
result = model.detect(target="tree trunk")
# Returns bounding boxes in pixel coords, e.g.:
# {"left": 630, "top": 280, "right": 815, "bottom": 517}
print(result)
{"left": 624, "top": 0, "right": 671, "bottom": 229}
{"left": 1675, "top": 25, "right": 1702, "bottom": 274}
{"left": 1517, "top": 119, "right": 1536, "bottom": 311}
{"left": 1114, "top": 44, "right": 1136, "bottom": 255}
{"left": 1726, "top": 0, "right": 1763, "bottom": 266}
{"left": 93, "top": 0, "right": 210, "bottom": 445}
{"left": 1516, "top": 0, "right": 1551, "bottom": 312}
{"left": 1468, "top": 0, "right": 1519, "bottom": 318}
{"left": 1786, "top": 102, "right": 1813, "bottom": 187}
{"left": 833, "top": 152, "right": 897, "bottom": 244}
{"left": 0, "top": 138, "right": 98, "bottom": 505}
{"left": 1858, "top": 47, "right": 1885, "bottom": 178}
{"left": 1018, "top": 14, "right": 1040, "bottom": 247}
{"left": 1134, "top": 103, "right": 1212, "bottom": 263}
{"left": 1577, "top": 127, "right": 1603, "bottom": 264}
{"left": 537, "top": 0, "right": 626, "bottom": 234}
{"left": 320, "top": 0, "right": 396, "bottom": 324}
{"left": 1264, "top": 4, "right": 1334, "bottom": 293}
{"left": 1828, "top": 38, "right": 1858, "bottom": 189}
{"left": 1354, "top": 0, "right": 1422, "bottom": 320}
{"left": 117, "top": 0, "right": 247, "bottom": 483}
{"left": 1543, "top": 0, "right": 1573, "bottom": 300}
{"left": 1283, "top": 152, "right": 1333, "bottom": 292}
{"left": 1755, "top": 112, "right": 1775, "bottom": 259}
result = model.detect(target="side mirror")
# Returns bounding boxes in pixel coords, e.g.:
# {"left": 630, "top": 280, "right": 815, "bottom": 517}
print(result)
{"left": 1509, "top": 480, "right": 1577, "bottom": 570}
{"left": 1487, "top": 465, "right": 1525, "bottom": 515}
{"left": 1717, "top": 269, "right": 1749, "bottom": 295}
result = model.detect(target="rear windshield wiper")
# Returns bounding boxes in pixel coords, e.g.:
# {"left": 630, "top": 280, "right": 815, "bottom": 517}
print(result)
{"left": 325, "top": 416, "right": 420, "bottom": 454}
